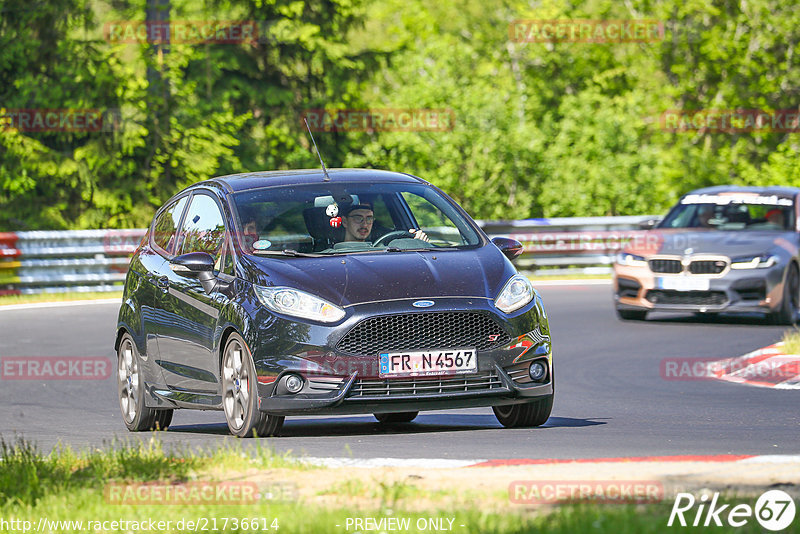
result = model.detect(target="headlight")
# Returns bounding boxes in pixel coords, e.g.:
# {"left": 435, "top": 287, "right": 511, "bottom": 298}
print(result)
{"left": 730, "top": 254, "right": 778, "bottom": 269}
{"left": 616, "top": 252, "right": 647, "bottom": 267}
{"left": 495, "top": 274, "right": 534, "bottom": 314}
{"left": 254, "top": 285, "right": 345, "bottom": 323}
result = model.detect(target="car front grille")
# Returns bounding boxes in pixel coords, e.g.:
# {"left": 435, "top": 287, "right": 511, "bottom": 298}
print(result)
{"left": 645, "top": 290, "right": 728, "bottom": 306}
{"left": 336, "top": 312, "right": 511, "bottom": 356}
{"left": 346, "top": 371, "right": 503, "bottom": 398}
{"left": 689, "top": 260, "right": 728, "bottom": 274}
{"left": 649, "top": 259, "right": 682, "bottom": 273}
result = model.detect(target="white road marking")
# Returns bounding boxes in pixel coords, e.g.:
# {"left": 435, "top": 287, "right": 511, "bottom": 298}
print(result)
{"left": 0, "top": 298, "right": 120, "bottom": 311}
{"left": 300, "top": 457, "right": 487, "bottom": 468}
{"left": 531, "top": 279, "right": 612, "bottom": 286}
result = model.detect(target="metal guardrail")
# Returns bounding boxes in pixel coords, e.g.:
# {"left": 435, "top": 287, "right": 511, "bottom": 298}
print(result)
{"left": 480, "top": 216, "right": 655, "bottom": 275}
{"left": 0, "top": 217, "right": 655, "bottom": 295}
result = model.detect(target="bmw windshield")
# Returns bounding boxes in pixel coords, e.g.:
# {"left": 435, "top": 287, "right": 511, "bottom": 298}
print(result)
{"left": 232, "top": 182, "right": 482, "bottom": 255}
{"left": 658, "top": 193, "right": 796, "bottom": 231}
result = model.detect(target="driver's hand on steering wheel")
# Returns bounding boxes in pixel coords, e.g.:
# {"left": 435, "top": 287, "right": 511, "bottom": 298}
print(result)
{"left": 410, "top": 228, "right": 430, "bottom": 242}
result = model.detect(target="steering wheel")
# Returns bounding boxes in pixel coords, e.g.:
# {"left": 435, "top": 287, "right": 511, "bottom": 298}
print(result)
{"left": 373, "top": 230, "right": 415, "bottom": 247}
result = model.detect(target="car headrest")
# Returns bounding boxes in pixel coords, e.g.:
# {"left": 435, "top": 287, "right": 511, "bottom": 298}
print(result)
{"left": 303, "top": 207, "right": 343, "bottom": 250}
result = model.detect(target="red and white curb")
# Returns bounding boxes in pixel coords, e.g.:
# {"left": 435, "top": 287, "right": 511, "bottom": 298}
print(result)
{"left": 300, "top": 454, "right": 800, "bottom": 469}
{"left": 708, "top": 342, "right": 800, "bottom": 389}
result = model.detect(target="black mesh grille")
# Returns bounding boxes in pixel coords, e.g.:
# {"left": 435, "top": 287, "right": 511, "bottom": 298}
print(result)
{"left": 646, "top": 290, "right": 728, "bottom": 306}
{"left": 649, "top": 259, "right": 683, "bottom": 273}
{"left": 336, "top": 312, "right": 510, "bottom": 356}
{"left": 617, "top": 277, "right": 641, "bottom": 298}
{"left": 732, "top": 279, "right": 767, "bottom": 301}
{"left": 347, "top": 371, "right": 503, "bottom": 398}
{"left": 689, "top": 260, "right": 727, "bottom": 274}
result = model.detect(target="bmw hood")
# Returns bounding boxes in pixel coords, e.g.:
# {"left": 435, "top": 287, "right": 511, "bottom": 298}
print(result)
{"left": 626, "top": 230, "right": 798, "bottom": 258}
{"left": 242, "top": 246, "right": 515, "bottom": 307}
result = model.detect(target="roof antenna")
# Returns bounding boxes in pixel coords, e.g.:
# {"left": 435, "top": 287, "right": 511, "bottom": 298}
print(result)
{"left": 304, "top": 118, "right": 331, "bottom": 182}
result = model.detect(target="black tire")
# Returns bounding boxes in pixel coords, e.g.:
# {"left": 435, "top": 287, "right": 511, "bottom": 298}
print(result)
{"left": 769, "top": 264, "right": 799, "bottom": 325}
{"left": 374, "top": 411, "right": 419, "bottom": 424}
{"left": 117, "top": 333, "right": 173, "bottom": 431}
{"left": 616, "top": 308, "right": 648, "bottom": 321}
{"left": 693, "top": 312, "right": 719, "bottom": 320}
{"left": 493, "top": 395, "right": 553, "bottom": 428}
{"left": 221, "top": 333, "right": 284, "bottom": 438}
{"left": 154, "top": 409, "right": 173, "bottom": 430}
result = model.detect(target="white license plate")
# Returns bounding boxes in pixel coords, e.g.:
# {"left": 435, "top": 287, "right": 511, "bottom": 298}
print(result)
{"left": 379, "top": 348, "right": 477, "bottom": 378}
{"left": 657, "top": 277, "right": 710, "bottom": 291}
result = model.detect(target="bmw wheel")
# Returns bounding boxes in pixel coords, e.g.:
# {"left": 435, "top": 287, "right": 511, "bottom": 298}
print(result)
{"left": 222, "top": 333, "right": 284, "bottom": 438}
{"left": 117, "top": 333, "right": 173, "bottom": 431}
{"left": 616, "top": 308, "right": 647, "bottom": 321}
{"left": 770, "top": 264, "right": 799, "bottom": 326}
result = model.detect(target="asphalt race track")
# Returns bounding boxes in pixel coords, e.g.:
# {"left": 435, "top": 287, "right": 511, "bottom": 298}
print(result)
{"left": 1, "top": 283, "right": 797, "bottom": 460}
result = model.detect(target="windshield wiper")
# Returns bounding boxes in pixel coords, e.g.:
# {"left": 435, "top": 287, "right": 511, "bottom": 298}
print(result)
{"left": 384, "top": 247, "right": 452, "bottom": 253}
{"left": 251, "top": 249, "right": 323, "bottom": 258}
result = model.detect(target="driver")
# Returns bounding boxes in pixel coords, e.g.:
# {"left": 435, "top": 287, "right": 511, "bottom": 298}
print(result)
{"left": 342, "top": 204, "right": 429, "bottom": 243}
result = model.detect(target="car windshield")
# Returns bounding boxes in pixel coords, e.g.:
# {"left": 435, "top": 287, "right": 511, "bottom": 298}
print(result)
{"left": 659, "top": 193, "right": 795, "bottom": 231}
{"left": 231, "top": 182, "right": 481, "bottom": 255}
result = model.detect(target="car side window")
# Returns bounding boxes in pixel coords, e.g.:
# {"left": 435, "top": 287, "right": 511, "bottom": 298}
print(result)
{"left": 218, "top": 234, "right": 235, "bottom": 275}
{"left": 152, "top": 196, "right": 188, "bottom": 256}
{"left": 400, "top": 191, "right": 468, "bottom": 245}
{"left": 177, "top": 194, "right": 227, "bottom": 262}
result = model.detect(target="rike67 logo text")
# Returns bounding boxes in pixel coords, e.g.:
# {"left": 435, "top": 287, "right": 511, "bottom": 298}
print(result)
{"left": 668, "top": 490, "right": 796, "bottom": 531}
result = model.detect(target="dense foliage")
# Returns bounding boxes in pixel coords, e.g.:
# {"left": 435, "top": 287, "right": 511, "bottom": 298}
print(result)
{"left": 1, "top": 0, "right": 798, "bottom": 229}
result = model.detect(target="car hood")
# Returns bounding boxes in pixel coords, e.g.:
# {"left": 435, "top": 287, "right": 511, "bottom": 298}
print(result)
{"left": 241, "top": 246, "right": 515, "bottom": 307}
{"left": 626, "top": 229, "right": 798, "bottom": 257}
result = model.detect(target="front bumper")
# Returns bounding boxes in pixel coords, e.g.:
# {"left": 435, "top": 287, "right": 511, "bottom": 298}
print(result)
{"left": 247, "top": 296, "right": 553, "bottom": 416}
{"left": 613, "top": 262, "right": 786, "bottom": 314}
{"left": 255, "top": 362, "right": 553, "bottom": 416}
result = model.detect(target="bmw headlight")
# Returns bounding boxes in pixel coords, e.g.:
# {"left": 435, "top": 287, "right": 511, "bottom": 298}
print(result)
{"left": 730, "top": 254, "right": 778, "bottom": 269}
{"left": 616, "top": 252, "right": 647, "bottom": 267}
{"left": 254, "top": 285, "right": 345, "bottom": 323}
{"left": 495, "top": 274, "right": 534, "bottom": 314}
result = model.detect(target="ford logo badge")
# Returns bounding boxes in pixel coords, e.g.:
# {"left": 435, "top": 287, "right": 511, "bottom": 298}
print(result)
{"left": 412, "top": 300, "right": 435, "bottom": 308}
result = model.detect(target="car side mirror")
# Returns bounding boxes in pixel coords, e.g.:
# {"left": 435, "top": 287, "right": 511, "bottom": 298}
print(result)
{"left": 491, "top": 237, "right": 524, "bottom": 260}
{"left": 170, "top": 252, "right": 217, "bottom": 293}
{"left": 638, "top": 218, "right": 660, "bottom": 230}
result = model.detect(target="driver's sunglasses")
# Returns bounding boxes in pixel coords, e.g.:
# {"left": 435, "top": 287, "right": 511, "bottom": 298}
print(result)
{"left": 347, "top": 215, "right": 374, "bottom": 224}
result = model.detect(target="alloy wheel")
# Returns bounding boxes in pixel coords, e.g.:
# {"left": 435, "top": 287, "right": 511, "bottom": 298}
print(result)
{"left": 118, "top": 338, "right": 139, "bottom": 424}
{"left": 223, "top": 338, "right": 250, "bottom": 431}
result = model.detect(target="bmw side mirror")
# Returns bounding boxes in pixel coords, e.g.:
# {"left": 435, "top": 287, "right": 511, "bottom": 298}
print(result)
{"left": 492, "top": 237, "right": 524, "bottom": 260}
{"left": 170, "top": 252, "right": 217, "bottom": 293}
{"left": 638, "top": 218, "right": 660, "bottom": 230}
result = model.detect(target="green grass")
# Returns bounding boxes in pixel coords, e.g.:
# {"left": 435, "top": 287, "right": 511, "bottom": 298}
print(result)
{"left": 1, "top": 437, "right": 796, "bottom": 533}
{"left": 0, "top": 291, "right": 122, "bottom": 306}
{"left": 0, "top": 436, "right": 305, "bottom": 509}
{"left": 780, "top": 328, "right": 800, "bottom": 355}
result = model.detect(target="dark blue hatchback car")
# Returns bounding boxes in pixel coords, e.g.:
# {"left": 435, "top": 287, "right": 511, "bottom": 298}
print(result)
{"left": 116, "top": 169, "right": 553, "bottom": 437}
